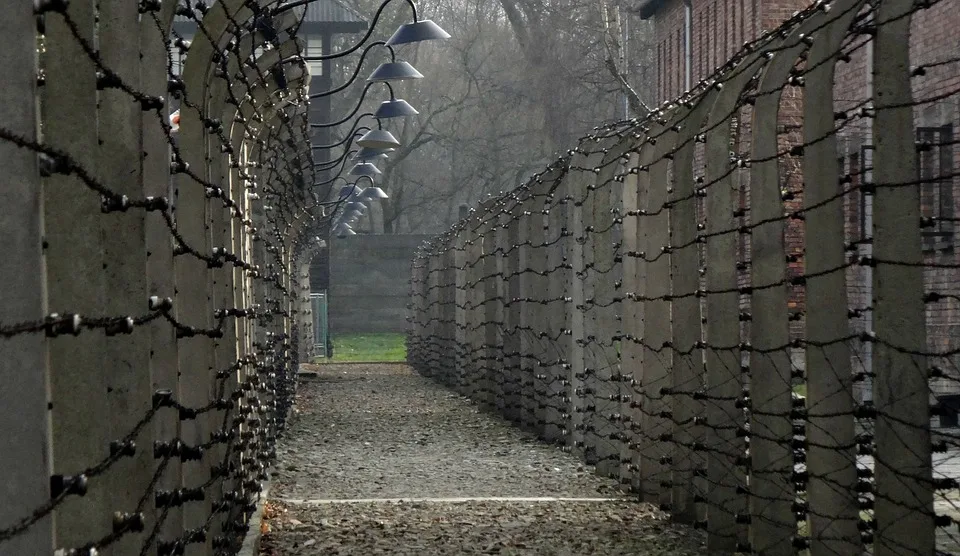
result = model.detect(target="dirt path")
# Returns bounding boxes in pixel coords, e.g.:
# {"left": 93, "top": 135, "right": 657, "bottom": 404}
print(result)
{"left": 259, "top": 364, "right": 704, "bottom": 555}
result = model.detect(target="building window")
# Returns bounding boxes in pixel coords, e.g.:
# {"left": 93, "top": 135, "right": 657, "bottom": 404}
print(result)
{"left": 711, "top": 4, "right": 717, "bottom": 71}
{"left": 676, "top": 28, "right": 682, "bottom": 92}
{"left": 722, "top": 0, "right": 728, "bottom": 60}
{"left": 840, "top": 148, "right": 868, "bottom": 245}
{"left": 667, "top": 33, "right": 673, "bottom": 98}
{"left": 169, "top": 40, "right": 185, "bottom": 77}
{"left": 853, "top": 130, "right": 955, "bottom": 251}
{"left": 306, "top": 37, "right": 324, "bottom": 78}
{"left": 658, "top": 42, "right": 663, "bottom": 102}
{"left": 699, "top": 10, "right": 704, "bottom": 79}
{"left": 917, "top": 125, "right": 955, "bottom": 251}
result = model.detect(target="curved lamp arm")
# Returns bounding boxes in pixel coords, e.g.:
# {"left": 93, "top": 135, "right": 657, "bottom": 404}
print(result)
{"left": 353, "top": 175, "right": 376, "bottom": 188}
{"left": 310, "top": 111, "right": 380, "bottom": 132}
{"left": 306, "top": 41, "right": 395, "bottom": 100}
{"left": 310, "top": 125, "right": 370, "bottom": 150}
{"left": 315, "top": 176, "right": 362, "bottom": 207}
{"left": 312, "top": 157, "right": 366, "bottom": 187}
{"left": 273, "top": 0, "right": 419, "bottom": 58}
{"left": 316, "top": 175, "right": 379, "bottom": 210}
{"left": 309, "top": 83, "right": 395, "bottom": 128}
{"left": 315, "top": 149, "right": 358, "bottom": 171}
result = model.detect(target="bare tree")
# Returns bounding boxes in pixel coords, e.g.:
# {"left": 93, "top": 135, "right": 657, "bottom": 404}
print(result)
{"left": 319, "top": 0, "right": 657, "bottom": 234}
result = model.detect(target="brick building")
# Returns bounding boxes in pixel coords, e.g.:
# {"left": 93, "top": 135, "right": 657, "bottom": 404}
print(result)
{"left": 637, "top": 0, "right": 810, "bottom": 102}
{"left": 637, "top": 0, "right": 811, "bottom": 353}
{"left": 638, "top": 0, "right": 960, "bottom": 402}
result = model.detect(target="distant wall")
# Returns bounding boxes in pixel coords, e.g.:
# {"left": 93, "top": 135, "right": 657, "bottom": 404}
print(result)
{"left": 327, "top": 234, "right": 431, "bottom": 334}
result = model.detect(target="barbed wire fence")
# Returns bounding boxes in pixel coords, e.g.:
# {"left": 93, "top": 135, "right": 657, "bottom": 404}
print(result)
{"left": 0, "top": 0, "right": 331, "bottom": 554}
{"left": 409, "top": 0, "right": 960, "bottom": 553}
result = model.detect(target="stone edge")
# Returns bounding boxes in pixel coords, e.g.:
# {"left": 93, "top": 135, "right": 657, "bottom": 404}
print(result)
{"left": 237, "top": 483, "right": 271, "bottom": 556}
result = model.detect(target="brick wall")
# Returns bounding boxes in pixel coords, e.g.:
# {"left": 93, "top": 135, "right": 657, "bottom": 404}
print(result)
{"left": 649, "top": 0, "right": 808, "bottom": 333}
{"left": 832, "top": 2, "right": 960, "bottom": 396}
{"left": 651, "top": 0, "right": 810, "bottom": 102}
{"left": 646, "top": 0, "right": 960, "bottom": 397}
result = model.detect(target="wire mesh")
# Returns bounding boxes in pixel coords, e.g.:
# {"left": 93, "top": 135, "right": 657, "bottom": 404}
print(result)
{"left": 409, "top": 0, "right": 960, "bottom": 553}
{"left": 0, "top": 0, "right": 328, "bottom": 554}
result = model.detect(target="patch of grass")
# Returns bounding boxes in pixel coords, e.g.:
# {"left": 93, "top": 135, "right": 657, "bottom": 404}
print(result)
{"left": 316, "top": 332, "right": 407, "bottom": 363}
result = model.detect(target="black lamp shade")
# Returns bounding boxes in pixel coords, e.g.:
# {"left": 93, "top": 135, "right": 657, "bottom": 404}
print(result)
{"left": 368, "top": 61, "right": 423, "bottom": 82}
{"left": 386, "top": 20, "right": 451, "bottom": 46}
{"left": 375, "top": 98, "right": 419, "bottom": 119}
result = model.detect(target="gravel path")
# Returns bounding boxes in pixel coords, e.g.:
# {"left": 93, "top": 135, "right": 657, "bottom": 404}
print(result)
{"left": 260, "top": 363, "right": 705, "bottom": 555}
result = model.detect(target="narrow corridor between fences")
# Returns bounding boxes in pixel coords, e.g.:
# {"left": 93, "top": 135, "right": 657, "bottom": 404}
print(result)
{"left": 7, "top": 1, "right": 960, "bottom": 555}
{"left": 259, "top": 363, "right": 703, "bottom": 555}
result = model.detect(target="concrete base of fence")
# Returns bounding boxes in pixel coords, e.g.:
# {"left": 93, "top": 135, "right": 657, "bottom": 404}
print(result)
{"left": 237, "top": 482, "right": 271, "bottom": 556}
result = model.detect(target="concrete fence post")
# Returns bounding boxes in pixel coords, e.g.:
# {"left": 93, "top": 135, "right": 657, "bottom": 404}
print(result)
{"left": 802, "top": 2, "right": 865, "bottom": 552}
{"left": 702, "top": 51, "right": 764, "bottom": 550}
{"left": 503, "top": 198, "right": 523, "bottom": 424}
{"left": 481, "top": 200, "right": 501, "bottom": 413}
{"left": 40, "top": 1, "right": 113, "bottom": 550}
{"left": 142, "top": 1, "right": 183, "bottom": 545}
{"left": 567, "top": 144, "right": 594, "bottom": 459}
{"left": 98, "top": 1, "right": 156, "bottom": 551}
{"left": 872, "top": 0, "right": 935, "bottom": 552}
{"left": 527, "top": 175, "right": 558, "bottom": 439}
{"left": 546, "top": 175, "right": 573, "bottom": 447}
{"left": 591, "top": 135, "right": 628, "bottom": 478}
{"left": 620, "top": 144, "right": 645, "bottom": 490}
{"left": 637, "top": 121, "right": 673, "bottom": 505}
{"left": 494, "top": 200, "right": 512, "bottom": 415}
{"left": 670, "top": 97, "right": 712, "bottom": 525}
{"left": 454, "top": 231, "right": 468, "bottom": 393}
{"left": 745, "top": 18, "right": 821, "bottom": 552}
{"left": 0, "top": 3, "right": 53, "bottom": 554}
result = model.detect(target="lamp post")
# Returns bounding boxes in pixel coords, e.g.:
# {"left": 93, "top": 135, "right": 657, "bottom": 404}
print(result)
{"left": 298, "top": 1, "right": 369, "bottom": 189}
{"left": 280, "top": 0, "right": 448, "bottom": 306}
